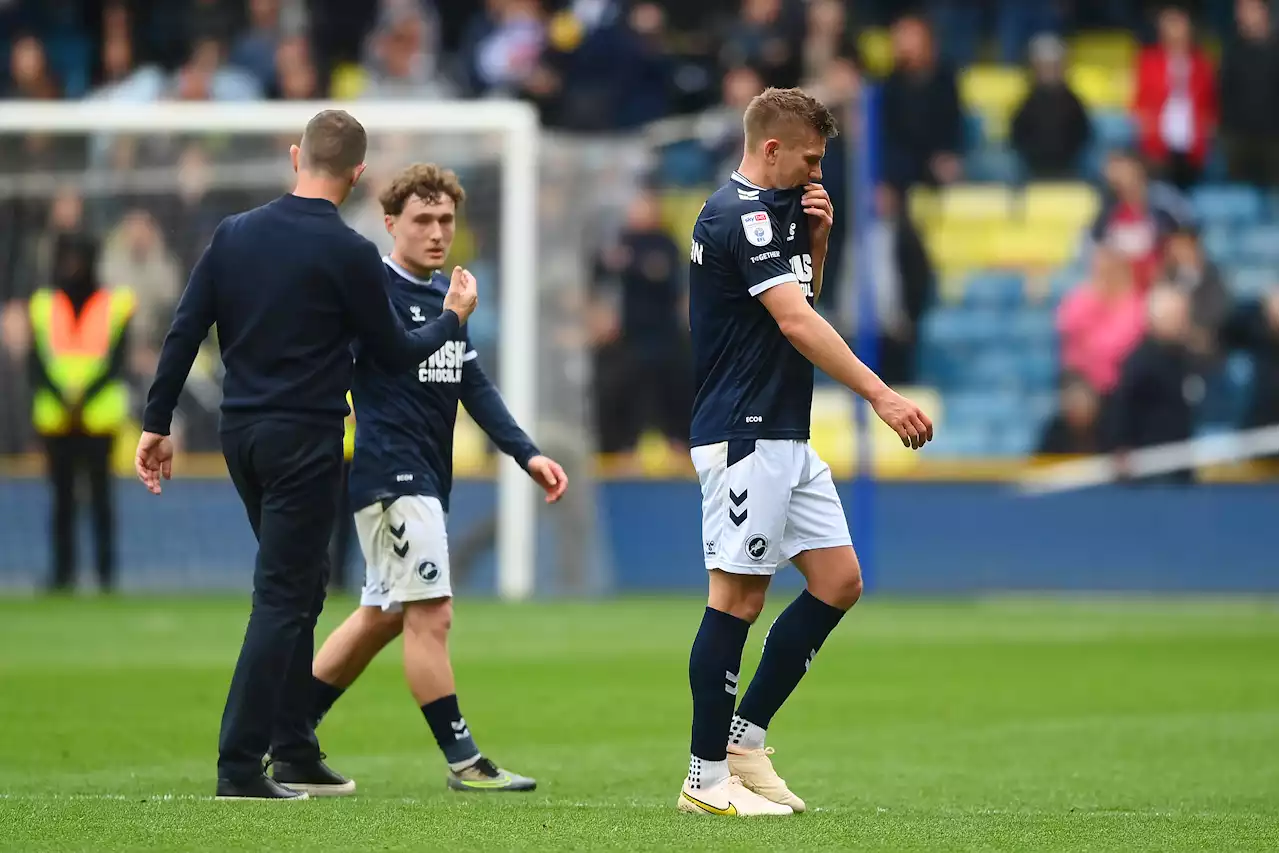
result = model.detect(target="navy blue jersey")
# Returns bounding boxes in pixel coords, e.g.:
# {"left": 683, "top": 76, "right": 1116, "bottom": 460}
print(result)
{"left": 687, "top": 172, "right": 815, "bottom": 446}
{"left": 347, "top": 258, "right": 539, "bottom": 512}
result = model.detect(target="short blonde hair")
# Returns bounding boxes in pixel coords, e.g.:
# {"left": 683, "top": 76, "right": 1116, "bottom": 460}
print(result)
{"left": 743, "top": 87, "right": 839, "bottom": 149}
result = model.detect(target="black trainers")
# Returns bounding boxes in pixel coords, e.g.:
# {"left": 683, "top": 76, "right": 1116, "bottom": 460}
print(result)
{"left": 215, "top": 774, "right": 309, "bottom": 801}
{"left": 446, "top": 756, "right": 537, "bottom": 792}
{"left": 269, "top": 754, "right": 356, "bottom": 797}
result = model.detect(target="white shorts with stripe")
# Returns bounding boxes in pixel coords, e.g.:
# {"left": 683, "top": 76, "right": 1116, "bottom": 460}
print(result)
{"left": 691, "top": 439, "right": 852, "bottom": 575}
{"left": 356, "top": 495, "right": 453, "bottom": 610}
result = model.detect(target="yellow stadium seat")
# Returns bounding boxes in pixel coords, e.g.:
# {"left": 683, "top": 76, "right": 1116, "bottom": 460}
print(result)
{"left": 659, "top": 191, "right": 706, "bottom": 245}
{"left": 925, "top": 223, "right": 997, "bottom": 271}
{"left": 907, "top": 186, "right": 942, "bottom": 228}
{"left": 329, "top": 63, "right": 367, "bottom": 100}
{"left": 1067, "top": 64, "right": 1132, "bottom": 110}
{"left": 858, "top": 28, "right": 893, "bottom": 78}
{"left": 1022, "top": 183, "right": 1100, "bottom": 229}
{"left": 810, "top": 386, "right": 943, "bottom": 478}
{"left": 959, "top": 66, "right": 1028, "bottom": 115}
{"left": 1068, "top": 30, "right": 1137, "bottom": 69}
{"left": 940, "top": 184, "right": 1013, "bottom": 223}
{"left": 990, "top": 225, "right": 1077, "bottom": 270}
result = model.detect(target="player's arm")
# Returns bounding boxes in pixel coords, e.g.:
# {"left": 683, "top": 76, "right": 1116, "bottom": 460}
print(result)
{"left": 460, "top": 351, "right": 567, "bottom": 503}
{"left": 759, "top": 284, "right": 932, "bottom": 448}
{"left": 803, "top": 183, "right": 832, "bottom": 302}
{"left": 341, "top": 243, "right": 474, "bottom": 368}
{"left": 141, "top": 224, "right": 221, "bottom": 436}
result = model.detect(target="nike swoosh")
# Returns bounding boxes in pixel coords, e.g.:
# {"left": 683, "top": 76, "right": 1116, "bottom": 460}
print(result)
{"left": 682, "top": 791, "right": 738, "bottom": 816}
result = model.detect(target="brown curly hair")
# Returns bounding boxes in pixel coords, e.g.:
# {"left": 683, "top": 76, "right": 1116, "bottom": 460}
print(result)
{"left": 378, "top": 163, "right": 467, "bottom": 216}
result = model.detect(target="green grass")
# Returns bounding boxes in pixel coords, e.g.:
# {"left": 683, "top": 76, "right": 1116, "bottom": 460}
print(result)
{"left": 0, "top": 595, "right": 1275, "bottom": 852}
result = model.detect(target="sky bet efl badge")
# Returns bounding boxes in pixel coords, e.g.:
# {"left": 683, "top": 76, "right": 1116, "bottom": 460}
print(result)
{"left": 741, "top": 211, "right": 772, "bottom": 247}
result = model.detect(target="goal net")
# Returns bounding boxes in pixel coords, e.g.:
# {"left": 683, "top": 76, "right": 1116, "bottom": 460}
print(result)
{"left": 0, "top": 101, "right": 608, "bottom": 599}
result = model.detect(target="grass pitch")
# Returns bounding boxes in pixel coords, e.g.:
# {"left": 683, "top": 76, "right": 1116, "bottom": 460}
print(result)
{"left": 0, "top": 594, "right": 1274, "bottom": 852}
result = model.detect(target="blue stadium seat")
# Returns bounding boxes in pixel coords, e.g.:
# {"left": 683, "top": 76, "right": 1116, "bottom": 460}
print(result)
{"left": 1235, "top": 226, "right": 1278, "bottom": 266}
{"left": 1190, "top": 185, "right": 1262, "bottom": 225}
{"left": 966, "top": 147, "right": 1022, "bottom": 183}
{"left": 992, "top": 423, "right": 1038, "bottom": 456}
{"left": 1230, "top": 267, "right": 1277, "bottom": 300}
{"left": 1021, "top": 350, "right": 1060, "bottom": 389}
{"left": 1200, "top": 225, "right": 1235, "bottom": 264}
{"left": 1008, "top": 309, "right": 1057, "bottom": 344}
{"left": 1092, "top": 111, "right": 1136, "bottom": 147}
{"left": 658, "top": 141, "right": 714, "bottom": 188}
{"left": 965, "top": 349, "right": 1024, "bottom": 389}
{"left": 963, "top": 113, "right": 987, "bottom": 150}
{"left": 921, "top": 307, "right": 1005, "bottom": 348}
{"left": 962, "top": 271, "right": 1026, "bottom": 311}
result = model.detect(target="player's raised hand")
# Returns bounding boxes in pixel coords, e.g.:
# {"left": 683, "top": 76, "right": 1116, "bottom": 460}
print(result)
{"left": 444, "top": 266, "right": 478, "bottom": 323}
{"left": 871, "top": 389, "right": 934, "bottom": 450}
{"left": 135, "top": 431, "right": 174, "bottom": 495}
{"left": 802, "top": 183, "right": 834, "bottom": 245}
{"left": 526, "top": 455, "right": 568, "bottom": 503}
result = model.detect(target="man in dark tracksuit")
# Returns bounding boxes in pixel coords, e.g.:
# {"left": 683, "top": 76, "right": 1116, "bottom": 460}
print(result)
{"left": 134, "top": 110, "right": 479, "bottom": 800}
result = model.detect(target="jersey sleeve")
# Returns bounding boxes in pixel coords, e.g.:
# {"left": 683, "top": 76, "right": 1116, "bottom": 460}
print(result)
{"left": 724, "top": 206, "right": 798, "bottom": 297}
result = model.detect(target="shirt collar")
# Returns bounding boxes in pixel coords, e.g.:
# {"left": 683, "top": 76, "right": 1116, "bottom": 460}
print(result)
{"left": 383, "top": 256, "right": 441, "bottom": 288}
{"left": 730, "top": 171, "right": 766, "bottom": 191}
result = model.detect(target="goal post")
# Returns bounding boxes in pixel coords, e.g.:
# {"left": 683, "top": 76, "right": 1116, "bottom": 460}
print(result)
{"left": 0, "top": 100, "right": 541, "bottom": 600}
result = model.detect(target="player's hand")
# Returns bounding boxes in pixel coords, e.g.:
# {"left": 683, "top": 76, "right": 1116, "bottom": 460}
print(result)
{"left": 135, "top": 431, "right": 174, "bottom": 495}
{"left": 444, "top": 266, "right": 478, "bottom": 324}
{"left": 871, "top": 389, "right": 934, "bottom": 450}
{"left": 802, "top": 183, "right": 834, "bottom": 247}
{"left": 526, "top": 455, "right": 568, "bottom": 503}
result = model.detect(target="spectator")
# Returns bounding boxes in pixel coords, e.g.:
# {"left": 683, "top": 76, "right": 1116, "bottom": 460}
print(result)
{"left": 96, "top": 1, "right": 139, "bottom": 90}
{"left": 462, "top": 0, "right": 547, "bottom": 98}
{"left": 98, "top": 209, "right": 181, "bottom": 375}
{"left": 534, "top": 1, "right": 671, "bottom": 131}
{"left": 1038, "top": 373, "right": 1102, "bottom": 455}
{"left": 1108, "top": 286, "right": 1201, "bottom": 483}
{"left": 274, "top": 35, "right": 320, "bottom": 100}
{"left": 721, "top": 0, "right": 805, "bottom": 90}
{"left": 861, "top": 184, "right": 934, "bottom": 386}
{"left": 230, "top": 0, "right": 283, "bottom": 93}
{"left": 1010, "top": 34, "right": 1091, "bottom": 180}
{"left": 879, "top": 15, "right": 963, "bottom": 190}
{"left": 1134, "top": 5, "right": 1217, "bottom": 190}
{"left": 1221, "top": 291, "right": 1279, "bottom": 433}
{"left": 1057, "top": 246, "right": 1147, "bottom": 396}
{"left": 1218, "top": 0, "right": 1278, "bottom": 187}
{"left": 1091, "top": 150, "right": 1185, "bottom": 291}
{"left": 701, "top": 65, "right": 766, "bottom": 180}
{"left": 1160, "top": 227, "right": 1230, "bottom": 366}
{"left": 6, "top": 33, "right": 61, "bottom": 99}
{"left": 170, "top": 38, "right": 263, "bottom": 102}
{"left": 801, "top": 0, "right": 853, "bottom": 83}
{"left": 358, "top": 1, "right": 455, "bottom": 100}
{"left": 591, "top": 188, "right": 692, "bottom": 461}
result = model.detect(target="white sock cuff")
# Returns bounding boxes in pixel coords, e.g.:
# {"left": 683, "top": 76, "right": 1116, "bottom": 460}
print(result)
{"left": 728, "top": 714, "right": 767, "bottom": 750}
{"left": 688, "top": 755, "right": 729, "bottom": 790}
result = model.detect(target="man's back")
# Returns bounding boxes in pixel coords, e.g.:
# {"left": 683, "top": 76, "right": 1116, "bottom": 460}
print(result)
{"left": 211, "top": 195, "right": 371, "bottom": 427}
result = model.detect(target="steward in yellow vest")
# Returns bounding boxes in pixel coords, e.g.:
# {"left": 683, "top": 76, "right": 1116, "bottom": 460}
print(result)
{"left": 28, "top": 234, "right": 133, "bottom": 592}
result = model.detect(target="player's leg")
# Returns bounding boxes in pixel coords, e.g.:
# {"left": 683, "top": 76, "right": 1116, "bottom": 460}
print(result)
{"left": 680, "top": 440, "right": 793, "bottom": 817}
{"left": 381, "top": 497, "right": 534, "bottom": 792}
{"left": 308, "top": 604, "right": 404, "bottom": 728}
{"left": 728, "top": 443, "right": 859, "bottom": 811}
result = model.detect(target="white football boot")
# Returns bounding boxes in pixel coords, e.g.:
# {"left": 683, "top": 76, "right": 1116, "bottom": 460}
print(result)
{"left": 727, "top": 745, "right": 806, "bottom": 813}
{"left": 677, "top": 774, "right": 793, "bottom": 817}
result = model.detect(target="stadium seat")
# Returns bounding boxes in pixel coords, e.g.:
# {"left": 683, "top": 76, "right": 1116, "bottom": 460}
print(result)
{"left": 959, "top": 66, "right": 1028, "bottom": 115}
{"left": 965, "top": 349, "right": 1024, "bottom": 390}
{"left": 1191, "top": 185, "right": 1263, "bottom": 225}
{"left": 921, "top": 307, "right": 1005, "bottom": 349}
{"left": 659, "top": 191, "right": 706, "bottom": 244}
{"left": 858, "top": 28, "right": 893, "bottom": 78}
{"left": 965, "top": 146, "right": 1022, "bottom": 183}
{"left": 1067, "top": 64, "right": 1132, "bottom": 111}
{"left": 990, "top": 226, "right": 1076, "bottom": 269}
{"left": 1068, "top": 30, "right": 1138, "bottom": 69}
{"left": 1021, "top": 350, "right": 1060, "bottom": 389}
{"left": 924, "top": 223, "right": 997, "bottom": 271}
{"left": 940, "top": 184, "right": 1013, "bottom": 223}
{"left": 1021, "top": 183, "right": 1100, "bottom": 229}
{"left": 1091, "top": 111, "right": 1136, "bottom": 147}
{"left": 1230, "top": 267, "right": 1277, "bottom": 300}
{"left": 1200, "top": 225, "right": 1235, "bottom": 264}
{"left": 1235, "top": 226, "right": 1278, "bottom": 266}
{"left": 1008, "top": 309, "right": 1057, "bottom": 345}
{"left": 962, "top": 271, "right": 1026, "bottom": 311}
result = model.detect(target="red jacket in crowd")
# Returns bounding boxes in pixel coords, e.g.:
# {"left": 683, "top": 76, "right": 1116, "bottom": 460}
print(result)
{"left": 1133, "top": 46, "right": 1218, "bottom": 167}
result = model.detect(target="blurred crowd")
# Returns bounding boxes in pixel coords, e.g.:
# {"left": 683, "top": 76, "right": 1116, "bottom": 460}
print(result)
{"left": 0, "top": 0, "right": 1276, "bottom": 479}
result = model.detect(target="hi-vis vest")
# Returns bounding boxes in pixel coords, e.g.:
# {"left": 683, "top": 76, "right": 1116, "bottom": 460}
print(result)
{"left": 29, "top": 288, "right": 135, "bottom": 436}
{"left": 343, "top": 391, "right": 356, "bottom": 461}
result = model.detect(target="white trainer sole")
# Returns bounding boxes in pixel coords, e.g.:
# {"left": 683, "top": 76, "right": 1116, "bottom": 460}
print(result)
{"left": 275, "top": 780, "right": 356, "bottom": 797}
{"left": 214, "top": 792, "right": 311, "bottom": 801}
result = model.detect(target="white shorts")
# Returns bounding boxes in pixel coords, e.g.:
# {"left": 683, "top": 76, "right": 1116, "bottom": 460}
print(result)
{"left": 355, "top": 495, "right": 453, "bottom": 611}
{"left": 691, "top": 439, "right": 852, "bottom": 575}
